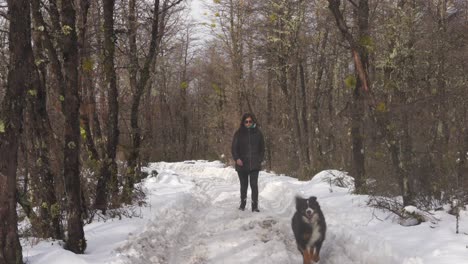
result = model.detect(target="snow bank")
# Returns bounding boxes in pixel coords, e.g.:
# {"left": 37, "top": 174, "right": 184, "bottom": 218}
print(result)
{"left": 23, "top": 161, "right": 468, "bottom": 264}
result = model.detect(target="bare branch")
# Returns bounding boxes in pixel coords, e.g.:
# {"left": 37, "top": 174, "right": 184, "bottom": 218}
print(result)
{"left": 347, "top": 0, "right": 358, "bottom": 8}
{"left": 0, "top": 10, "right": 7, "bottom": 19}
{"left": 161, "top": 0, "right": 184, "bottom": 13}
{"left": 327, "top": 0, "right": 369, "bottom": 92}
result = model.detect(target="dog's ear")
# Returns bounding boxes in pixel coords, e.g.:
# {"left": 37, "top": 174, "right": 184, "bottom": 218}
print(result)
{"left": 309, "top": 196, "right": 321, "bottom": 208}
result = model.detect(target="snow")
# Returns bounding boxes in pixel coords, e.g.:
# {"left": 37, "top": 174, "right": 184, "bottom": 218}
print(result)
{"left": 23, "top": 160, "right": 468, "bottom": 264}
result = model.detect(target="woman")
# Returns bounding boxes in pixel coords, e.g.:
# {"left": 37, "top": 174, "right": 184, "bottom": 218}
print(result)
{"left": 231, "top": 113, "right": 265, "bottom": 212}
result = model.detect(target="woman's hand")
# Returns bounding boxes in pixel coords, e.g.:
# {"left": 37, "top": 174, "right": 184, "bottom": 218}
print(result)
{"left": 236, "top": 159, "right": 243, "bottom": 166}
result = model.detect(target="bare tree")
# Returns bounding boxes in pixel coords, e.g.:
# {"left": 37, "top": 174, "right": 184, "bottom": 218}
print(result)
{"left": 327, "top": 0, "right": 369, "bottom": 192}
{"left": 94, "top": 0, "right": 120, "bottom": 213}
{"left": 124, "top": 0, "right": 183, "bottom": 203}
{"left": 211, "top": 0, "right": 254, "bottom": 115}
{"left": 60, "top": 0, "right": 87, "bottom": 253}
{"left": 21, "top": 15, "right": 63, "bottom": 238}
{"left": 266, "top": 0, "right": 311, "bottom": 179}
{"left": 0, "top": 0, "right": 33, "bottom": 262}
{"left": 328, "top": 0, "right": 419, "bottom": 203}
{"left": 125, "top": 0, "right": 162, "bottom": 203}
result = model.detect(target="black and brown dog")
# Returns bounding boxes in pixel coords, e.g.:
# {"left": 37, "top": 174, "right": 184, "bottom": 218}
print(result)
{"left": 291, "top": 196, "right": 327, "bottom": 264}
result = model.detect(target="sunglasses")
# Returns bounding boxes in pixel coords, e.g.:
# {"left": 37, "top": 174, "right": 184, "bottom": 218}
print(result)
{"left": 244, "top": 120, "right": 253, "bottom": 124}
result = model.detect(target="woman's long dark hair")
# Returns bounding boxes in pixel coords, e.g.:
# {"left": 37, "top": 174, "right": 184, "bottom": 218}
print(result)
{"left": 238, "top": 113, "right": 258, "bottom": 129}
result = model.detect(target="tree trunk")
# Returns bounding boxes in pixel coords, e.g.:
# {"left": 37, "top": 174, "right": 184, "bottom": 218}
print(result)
{"left": 328, "top": 0, "right": 368, "bottom": 192}
{"left": 125, "top": 0, "right": 167, "bottom": 203}
{"left": 431, "top": 0, "right": 450, "bottom": 197}
{"left": 353, "top": 0, "right": 369, "bottom": 193}
{"left": 78, "top": 0, "right": 99, "bottom": 164}
{"left": 299, "top": 61, "right": 311, "bottom": 164}
{"left": 180, "top": 28, "right": 190, "bottom": 159}
{"left": 289, "top": 62, "right": 309, "bottom": 180}
{"left": 350, "top": 79, "right": 366, "bottom": 192}
{"left": 30, "top": 0, "right": 86, "bottom": 248}
{"left": 31, "top": 0, "right": 66, "bottom": 98}
{"left": 278, "top": 57, "right": 308, "bottom": 179}
{"left": 228, "top": 0, "right": 247, "bottom": 116}
{"left": 28, "top": 17, "right": 62, "bottom": 239}
{"left": 266, "top": 66, "right": 273, "bottom": 170}
{"left": 458, "top": 104, "right": 468, "bottom": 190}
{"left": 272, "top": 1, "right": 309, "bottom": 179}
{"left": 379, "top": 0, "right": 416, "bottom": 206}
{"left": 94, "top": 0, "right": 120, "bottom": 212}
{"left": 399, "top": 0, "right": 416, "bottom": 206}
{"left": 61, "top": 0, "right": 86, "bottom": 253}
{"left": 0, "top": 0, "right": 32, "bottom": 262}
{"left": 311, "top": 30, "right": 329, "bottom": 171}
{"left": 76, "top": 0, "right": 93, "bottom": 220}
{"left": 124, "top": 0, "right": 139, "bottom": 204}
{"left": 92, "top": 1, "right": 105, "bottom": 156}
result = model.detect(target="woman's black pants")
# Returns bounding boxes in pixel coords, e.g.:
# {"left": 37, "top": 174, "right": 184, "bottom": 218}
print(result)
{"left": 237, "top": 170, "right": 259, "bottom": 208}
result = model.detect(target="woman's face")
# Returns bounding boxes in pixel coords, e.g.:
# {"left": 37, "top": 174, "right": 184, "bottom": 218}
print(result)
{"left": 244, "top": 117, "right": 253, "bottom": 128}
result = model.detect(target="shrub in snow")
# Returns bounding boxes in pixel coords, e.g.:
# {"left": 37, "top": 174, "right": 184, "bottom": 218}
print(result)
{"left": 312, "top": 170, "right": 354, "bottom": 190}
{"left": 399, "top": 206, "right": 425, "bottom": 226}
{"left": 368, "top": 196, "right": 440, "bottom": 227}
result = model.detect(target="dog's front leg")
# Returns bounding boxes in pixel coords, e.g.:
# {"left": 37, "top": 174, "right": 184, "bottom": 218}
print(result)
{"left": 311, "top": 247, "right": 320, "bottom": 263}
{"left": 302, "top": 248, "right": 312, "bottom": 264}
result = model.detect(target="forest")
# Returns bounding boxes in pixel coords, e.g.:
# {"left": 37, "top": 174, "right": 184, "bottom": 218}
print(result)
{"left": 0, "top": 0, "right": 467, "bottom": 263}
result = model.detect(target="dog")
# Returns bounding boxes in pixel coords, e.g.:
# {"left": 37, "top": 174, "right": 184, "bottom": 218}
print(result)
{"left": 291, "top": 196, "right": 327, "bottom": 264}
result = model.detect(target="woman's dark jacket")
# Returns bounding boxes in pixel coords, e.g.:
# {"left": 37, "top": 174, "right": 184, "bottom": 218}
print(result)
{"left": 231, "top": 125, "right": 265, "bottom": 172}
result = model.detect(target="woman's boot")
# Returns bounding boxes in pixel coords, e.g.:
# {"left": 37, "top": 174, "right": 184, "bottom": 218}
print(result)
{"left": 239, "top": 199, "right": 246, "bottom": 211}
{"left": 252, "top": 201, "right": 259, "bottom": 212}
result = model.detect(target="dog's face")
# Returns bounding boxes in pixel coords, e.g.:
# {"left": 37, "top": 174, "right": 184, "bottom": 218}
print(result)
{"left": 296, "top": 196, "right": 321, "bottom": 224}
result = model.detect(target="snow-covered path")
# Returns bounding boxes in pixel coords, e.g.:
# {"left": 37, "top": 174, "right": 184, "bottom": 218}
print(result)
{"left": 110, "top": 161, "right": 421, "bottom": 264}
{"left": 24, "top": 161, "right": 468, "bottom": 264}
{"left": 112, "top": 162, "right": 301, "bottom": 264}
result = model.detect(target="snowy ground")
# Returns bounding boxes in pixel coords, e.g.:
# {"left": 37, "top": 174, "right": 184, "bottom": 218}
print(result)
{"left": 23, "top": 161, "right": 468, "bottom": 264}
